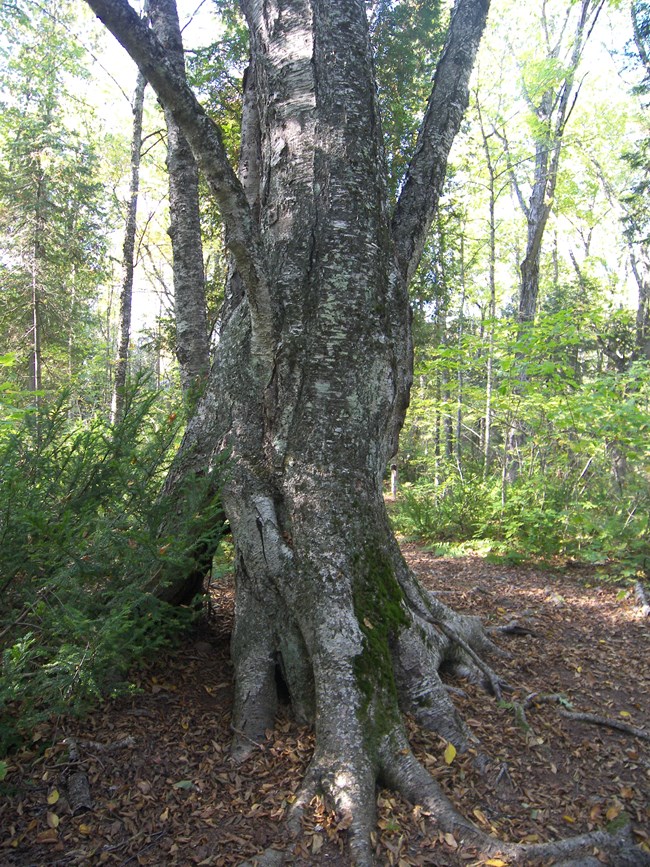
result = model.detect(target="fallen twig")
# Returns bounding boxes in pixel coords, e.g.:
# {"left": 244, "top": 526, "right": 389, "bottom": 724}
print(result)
{"left": 522, "top": 694, "right": 650, "bottom": 742}
{"left": 118, "top": 831, "right": 166, "bottom": 866}
{"left": 557, "top": 709, "right": 650, "bottom": 741}
{"left": 230, "top": 725, "right": 266, "bottom": 751}
{"left": 75, "top": 736, "right": 136, "bottom": 753}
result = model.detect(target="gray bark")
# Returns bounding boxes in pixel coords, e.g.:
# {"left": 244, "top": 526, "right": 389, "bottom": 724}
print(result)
{"left": 111, "top": 67, "right": 147, "bottom": 423}
{"left": 149, "top": 0, "right": 210, "bottom": 400}
{"left": 631, "top": 246, "right": 650, "bottom": 361}
{"left": 83, "top": 1, "right": 643, "bottom": 863}
{"left": 477, "top": 99, "right": 497, "bottom": 473}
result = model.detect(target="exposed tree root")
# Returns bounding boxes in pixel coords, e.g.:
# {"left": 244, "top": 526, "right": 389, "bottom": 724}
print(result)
{"left": 241, "top": 732, "right": 647, "bottom": 866}
{"left": 232, "top": 578, "right": 650, "bottom": 866}
{"left": 490, "top": 619, "right": 538, "bottom": 637}
{"left": 635, "top": 580, "right": 650, "bottom": 617}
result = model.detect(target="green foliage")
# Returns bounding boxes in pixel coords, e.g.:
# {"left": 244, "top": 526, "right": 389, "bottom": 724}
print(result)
{"left": 396, "top": 306, "right": 650, "bottom": 578}
{"left": 392, "top": 475, "right": 491, "bottom": 543}
{"left": 0, "top": 380, "right": 224, "bottom": 756}
{"left": 369, "top": 0, "right": 447, "bottom": 197}
{"left": 186, "top": 0, "right": 247, "bottom": 164}
{"left": 0, "top": 0, "right": 111, "bottom": 395}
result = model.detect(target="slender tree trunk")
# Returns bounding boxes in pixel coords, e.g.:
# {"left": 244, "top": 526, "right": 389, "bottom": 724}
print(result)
{"left": 517, "top": 0, "right": 603, "bottom": 325}
{"left": 632, "top": 0, "right": 650, "bottom": 77}
{"left": 478, "top": 104, "right": 497, "bottom": 475}
{"left": 456, "top": 236, "right": 466, "bottom": 466}
{"left": 111, "top": 66, "right": 147, "bottom": 423}
{"left": 29, "top": 165, "right": 47, "bottom": 406}
{"left": 631, "top": 246, "right": 650, "bottom": 361}
{"left": 149, "top": 0, "right": 210, "bottom": 403}
{"left": 30, "top": 242, "right": 42, "bottom": 397}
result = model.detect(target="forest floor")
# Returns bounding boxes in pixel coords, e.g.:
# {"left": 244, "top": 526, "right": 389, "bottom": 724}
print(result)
{"left": 2, "top": 543, "right": 649, "bottom": 866}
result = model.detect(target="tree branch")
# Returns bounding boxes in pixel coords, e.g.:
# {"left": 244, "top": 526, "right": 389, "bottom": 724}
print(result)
{"left": 83, "top": 0, "right": 276, "bottom": 363}
{"left": 391, "top": 0, "right": 491, "bottom": 286}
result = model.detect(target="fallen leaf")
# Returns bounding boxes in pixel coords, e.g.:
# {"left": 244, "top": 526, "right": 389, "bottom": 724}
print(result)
{"left": 443, "top": 832, "right": 458, "bottom": 848}
{"left": 444, "top": 742, "right": 457, "bottom": 765}
{"left": 485, "top": 860, "right": 508, "bottom": 867}
{"left": 47, "top": 789, "right": 59, "bottom": 805}
{"left": 472, "top": 808, "right": 488, "bottom": 826}
{"left": 46, "top": 812, "right": 60, "bottom": 829}
{"left": 35, "top": 829, "right": 58, "bottom": 844}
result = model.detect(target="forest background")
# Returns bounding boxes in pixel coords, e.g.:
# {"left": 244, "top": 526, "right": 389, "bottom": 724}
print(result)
{"left": 0, "top": 0, "right": 649, "bottom": 762}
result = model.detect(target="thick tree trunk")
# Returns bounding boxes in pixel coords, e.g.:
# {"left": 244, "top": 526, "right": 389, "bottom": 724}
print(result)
{"left": 149, "top": 0, "right": 210, "bottom": 401}
{"left": 84, "top": 0, "right": 644, "bottom": 863}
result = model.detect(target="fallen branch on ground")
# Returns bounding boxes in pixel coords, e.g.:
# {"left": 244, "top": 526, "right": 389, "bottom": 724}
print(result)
{"left": 522, "top": 693, "right": 650, "bottom": 742}
{"left": 62, "top": 737, "right": 92, "bottom": 814}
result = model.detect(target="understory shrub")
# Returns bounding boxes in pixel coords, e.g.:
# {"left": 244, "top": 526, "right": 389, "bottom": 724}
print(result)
{"left": 392, "top": 474, "right": 491, "bottom": 542}
{"left": 0, "top": 380, "right": 224, "bottom": 755}
{"left": 392, "top": 467, "right": 650, "bottom": 577}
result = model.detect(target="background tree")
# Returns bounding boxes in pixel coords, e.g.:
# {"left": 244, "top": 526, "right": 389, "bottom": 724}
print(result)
{"left": 150, "top": 0, "right": 210, "bottom": 401}
{"left": 111, "top": 65, "right": 147, "bottom": 423}
{"left": 624, "top": 0, "right": 650, "bottom": 360}
{"left": 506, "top": 0, "right": 606, "bottom": 325}
{"left": 0, "top": 0, "right": 109, "bottom": 409}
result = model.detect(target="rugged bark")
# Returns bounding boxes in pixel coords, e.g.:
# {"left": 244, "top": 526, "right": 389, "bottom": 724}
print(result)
{"left": 84, "top": 0, "right": 645, "bottom": 863}
{"left": 149, "top": 0, "right": 210, "bottom": 400}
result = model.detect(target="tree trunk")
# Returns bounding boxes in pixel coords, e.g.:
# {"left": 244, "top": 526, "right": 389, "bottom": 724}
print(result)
{"left": 516, "top": 0, "right": 603, "bottom": 326}
{"left": 477, "top": 98, "right": 497, "bottom": 474}
{"left": 631, "top": 245, "right": 650, "bottom": 361}
{"left": 149, "top": 0, "right": 210, "bottom": 402}
{"left": 83, "top": 0, "right": 642, "bottom": 863}
{"left": 111, "top": 67, "right": 147, "bottom": 423}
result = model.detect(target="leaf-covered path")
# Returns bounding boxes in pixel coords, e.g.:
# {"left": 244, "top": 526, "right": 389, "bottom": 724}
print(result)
{"left": 2, "top": 546, "right": 649, "bottom": 865}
